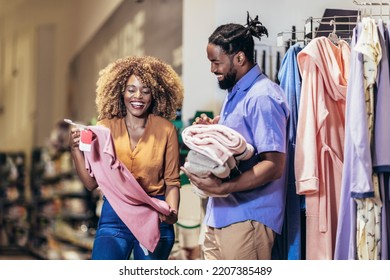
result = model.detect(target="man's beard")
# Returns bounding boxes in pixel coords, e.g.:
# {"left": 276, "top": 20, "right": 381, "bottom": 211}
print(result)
{"left": 218, "top": 70, "right": 236, "bottom": 90}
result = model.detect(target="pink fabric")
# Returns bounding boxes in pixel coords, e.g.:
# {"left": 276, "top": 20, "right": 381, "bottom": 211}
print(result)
{"left": 295, "top": 37, "right": 350, "bottom": 259}
{"left": 83, "top": 125, "right": 172, "bottom": 253}
{"left": 181, "top": 124, "right": 254, "bottom": 165}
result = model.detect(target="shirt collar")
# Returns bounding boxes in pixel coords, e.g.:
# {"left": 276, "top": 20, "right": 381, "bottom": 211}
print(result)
{"left": 229, "top": 64, "right": 262, "bottom": 95}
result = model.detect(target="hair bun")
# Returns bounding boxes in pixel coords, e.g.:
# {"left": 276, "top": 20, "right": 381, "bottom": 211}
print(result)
{"left": 245, "top": 11, "right": 268, "bottom": 41}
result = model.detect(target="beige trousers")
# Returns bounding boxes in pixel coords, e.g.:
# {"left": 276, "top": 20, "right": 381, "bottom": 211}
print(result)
{"left": 203, "top": 220, "right": 275, "bottom": 260}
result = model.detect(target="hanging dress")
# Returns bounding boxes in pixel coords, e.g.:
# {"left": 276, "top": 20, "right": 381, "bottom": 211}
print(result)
{"left": 353, "top": 17, "right": 382, "bottom": 260}
{"left": 374, "top": 19, "right": 390, "bottom": 260}
{"left": 334, "top": 24, "right": 363, "bottom": 260}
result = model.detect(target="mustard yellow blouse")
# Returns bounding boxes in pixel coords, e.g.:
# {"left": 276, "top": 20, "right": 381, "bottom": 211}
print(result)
{"left": 97, "top": 115, "right": 180, "bottom": 196}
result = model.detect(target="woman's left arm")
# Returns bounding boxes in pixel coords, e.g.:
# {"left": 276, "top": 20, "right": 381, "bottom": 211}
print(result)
{"left": 161, "top": 185, "right": 180, "bottom": 224}
{"left": 160, "top": 124, "right": 181, "bottom": 224}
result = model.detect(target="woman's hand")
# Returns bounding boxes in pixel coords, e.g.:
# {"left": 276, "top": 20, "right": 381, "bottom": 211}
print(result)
{"left": 67, "top": 127, "right": 99, "bottom": 191}
{"left": 69, "top": 128, "right": 81, "bottom": 151}
{"left": 163, "top": 185, "right": 179, "bottom": 224}
{"left": 159, "top": 209, "right": 178, "bottom": 224}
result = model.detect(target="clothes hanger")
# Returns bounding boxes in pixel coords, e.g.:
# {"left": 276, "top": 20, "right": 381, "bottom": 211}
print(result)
{"left": 328, "top": 20, "right": 340, "bottom": 45}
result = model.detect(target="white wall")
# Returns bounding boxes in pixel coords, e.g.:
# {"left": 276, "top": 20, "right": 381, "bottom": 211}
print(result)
{"left": 69, "top": 0, "right": 124, "bottom": 58}
{"left": 182, "top": 0, "right": 219, "bottom": 123}
{"left": 0, "top": 0, "right": 123, "bottom": 151}
{"left": 182, "top": 0, "right": 360, "bottom": 124}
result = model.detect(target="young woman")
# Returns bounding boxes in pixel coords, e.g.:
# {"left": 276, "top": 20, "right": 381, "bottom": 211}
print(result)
{"left": 69, "top": 55, "right": 183, "bottom": 260}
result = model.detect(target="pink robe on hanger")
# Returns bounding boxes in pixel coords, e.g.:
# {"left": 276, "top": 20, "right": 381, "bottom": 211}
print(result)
{"left": 295, "top": 37, "right": 350, "bottom": 260}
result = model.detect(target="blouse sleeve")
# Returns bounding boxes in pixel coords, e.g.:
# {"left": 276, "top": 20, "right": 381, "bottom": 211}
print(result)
{"left": 163, "top": 124, "right": 181, "bottom": 188}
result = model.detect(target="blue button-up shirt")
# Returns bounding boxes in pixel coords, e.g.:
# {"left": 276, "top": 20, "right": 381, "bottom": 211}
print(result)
{"left": 204, "top": 64, "right": 290, "bottom": 234}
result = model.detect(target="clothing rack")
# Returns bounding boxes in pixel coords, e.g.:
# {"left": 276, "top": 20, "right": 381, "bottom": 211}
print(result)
{"left": 277, "top": 16, "right": 357, "bottom": 49}
{"left": 306, "top": 15, "right": 357, "bottom": 37}
{"left": 353, "top": 1, "right": 390, "bottom": 19}
{"left": 277, "top": 2, "right": 390, "bottom": 50}
{"left": 353, "top": 1, "right": 390, "bottom": 6}
{"left": 317, "top": 20, "right": 358, "bottom": 34}
{"left": 277, "top": 26, "right": 308, "bottom": 50}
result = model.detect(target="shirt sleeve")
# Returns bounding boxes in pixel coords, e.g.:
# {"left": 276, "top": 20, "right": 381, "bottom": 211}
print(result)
{"left": 163, "top": 124, "right": 181, "bottom": 188}
{"left": 248, "top": 83, "right": 288, "bottom": 154}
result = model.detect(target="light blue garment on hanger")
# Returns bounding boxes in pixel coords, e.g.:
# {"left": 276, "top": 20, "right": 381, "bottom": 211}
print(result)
{"left": 272, "top": 43, "right": 304, "bottom": 260}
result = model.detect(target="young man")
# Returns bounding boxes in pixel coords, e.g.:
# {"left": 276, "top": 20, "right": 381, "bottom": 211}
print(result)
{"left": 182, "top": 15, "right": 290, "bottom": 260}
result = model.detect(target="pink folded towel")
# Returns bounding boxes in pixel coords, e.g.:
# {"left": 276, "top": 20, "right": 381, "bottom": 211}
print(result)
{"left": 181, "top": 124, "right": 254, "bottom": 165}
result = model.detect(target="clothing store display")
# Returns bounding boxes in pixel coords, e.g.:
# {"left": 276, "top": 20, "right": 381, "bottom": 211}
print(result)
{"left": 279, "top": 13, "right": 390, "bottom": 260}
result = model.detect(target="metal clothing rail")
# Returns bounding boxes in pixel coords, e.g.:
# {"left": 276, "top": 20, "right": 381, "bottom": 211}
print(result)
{"left": 318, "top": 21, "right": 358, "bottom": 26}
{"left": 276, "top": 26, "right": 308, "bottom": 48}
{"left": 306, "top": 15, "right": 359, "bottom": 21}
{"left": 353, "top": 0, "right": 390, "bottom": 5}
{"left": 278, "top": 2, "right": 390, "bottom": 49}
{"left": 277, "top": 1, "right": 390, "bottom": 48}
{"left": 353, "top": 0, "right": 390, "bottom": 19}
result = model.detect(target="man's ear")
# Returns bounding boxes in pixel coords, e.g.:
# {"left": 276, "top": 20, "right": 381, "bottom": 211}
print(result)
{"left": 236, "top": 52, "right": 244, "bottom": 64}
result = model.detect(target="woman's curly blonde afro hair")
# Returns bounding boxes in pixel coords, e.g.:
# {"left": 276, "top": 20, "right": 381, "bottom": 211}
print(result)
{"left": 95, "top": 55, "right": 184, "bottom": 121}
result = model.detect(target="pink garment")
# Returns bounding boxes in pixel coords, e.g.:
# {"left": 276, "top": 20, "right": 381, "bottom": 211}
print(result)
{"left": 295, "top": 37, "right": 350, "bottom": 259}
{"left": 181, "top": 124, "right": 254, "bottom": 165}
{"left": 83, "top": 125, "right": 172, "bottom": 253}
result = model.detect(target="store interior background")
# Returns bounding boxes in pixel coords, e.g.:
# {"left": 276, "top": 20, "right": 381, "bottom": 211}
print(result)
{"left": 0, "top": 0, "right": 362, "bottom": 259}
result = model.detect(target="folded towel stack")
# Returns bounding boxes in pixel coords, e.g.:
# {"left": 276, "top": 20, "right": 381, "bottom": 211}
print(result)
{"left": 182, "top": 124, "right": 255, "bottom": 198}
{"left": 182, "top": 124, "right": 254, "bottom": 165}
{"left": 184, "top": 150, "right": 235, "bottom": 179}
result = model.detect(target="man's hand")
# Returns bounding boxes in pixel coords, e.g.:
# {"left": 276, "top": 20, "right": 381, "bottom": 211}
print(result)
{"left": 180, "top": 166, "right": 229, "bottom": 196}
{"left": 193, "top": 113, "right": 220, "bottom": 125}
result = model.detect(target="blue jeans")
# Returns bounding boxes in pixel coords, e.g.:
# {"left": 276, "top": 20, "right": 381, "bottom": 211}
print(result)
{"left": 91, "top": 196, "right": 175, "bottom": 260}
